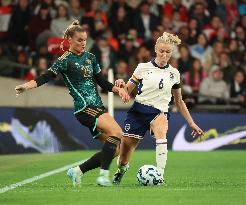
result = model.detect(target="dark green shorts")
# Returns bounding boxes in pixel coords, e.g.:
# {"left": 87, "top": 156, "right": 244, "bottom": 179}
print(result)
{"left": 75, "top": 106, "right": 107, "bottom": 138}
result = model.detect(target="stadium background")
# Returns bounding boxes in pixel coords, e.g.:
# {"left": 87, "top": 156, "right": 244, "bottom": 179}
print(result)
{"left": 0, "top": 1, "right": 245, "bottom": 204}
{"left": 0, "top": 0, "right": 246, "bottom": 153}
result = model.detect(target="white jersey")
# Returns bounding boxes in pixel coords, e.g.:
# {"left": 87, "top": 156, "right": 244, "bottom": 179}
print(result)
{"left": 132, "top": 60, "right": 181, "bottom": 112}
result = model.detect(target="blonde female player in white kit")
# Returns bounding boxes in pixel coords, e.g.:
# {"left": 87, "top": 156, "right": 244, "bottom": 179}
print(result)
{"left": 112, "top": 32, "right": 204, "bottom": 184}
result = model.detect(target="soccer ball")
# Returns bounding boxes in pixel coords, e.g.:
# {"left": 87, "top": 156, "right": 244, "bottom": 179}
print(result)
{"left": 137, "top": 165, "right": 163, "bottom": 186}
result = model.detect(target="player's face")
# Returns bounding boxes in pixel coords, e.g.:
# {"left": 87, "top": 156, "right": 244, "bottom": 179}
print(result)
{"left": 69, "top": 31, "right": 87, "bottom": 54}
{"left": 155, "top": 43, "right": 173, "bottom": 64}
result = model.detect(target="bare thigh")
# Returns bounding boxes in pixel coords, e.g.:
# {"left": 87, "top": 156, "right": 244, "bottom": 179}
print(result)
{"left": 150, "top": 113, "right": 168, "bottom": 139}
{"left": 97, "top": 113, "right": 122, "bottom": 138}
{"left": 118, "top": 136, "right": 140, "bottom": 165}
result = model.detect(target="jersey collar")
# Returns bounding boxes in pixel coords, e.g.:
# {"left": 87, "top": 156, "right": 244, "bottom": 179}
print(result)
{"left": 68, "top": 50, "right": 85, "bottom": 56}
{"left": 151, "top": 58, "right": 169, "bottom": 69}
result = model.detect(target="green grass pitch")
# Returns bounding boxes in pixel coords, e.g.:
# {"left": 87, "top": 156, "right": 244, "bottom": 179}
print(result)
{"left": 0, "top": 151, "right": 245, "bottom": 205}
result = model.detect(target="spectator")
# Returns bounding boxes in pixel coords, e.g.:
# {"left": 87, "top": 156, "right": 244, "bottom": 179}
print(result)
{"left": 177, "top": 25, "right": 190, "bottom": 43}
{"left": 104, "top": 28, "right": 119, "bottom": 52}
{"left": 199, "top": 65, "right": 229, "bottom": 104}
{"left": 8, "top": 0, "right": 31, "bottom": 47}
{"left": 187, "top": 18, "right": 200, "bottom": 45}
{"left": 115, "top": 60, "right": 129, "bottom": 82}
{"left": 27, "top": 3, "right": 51, "bottom": 50}
{"left": 227, "top": 38, "right": 242, "bottom": 67}
{"left": 183, "top": 58, "right": 207, "bottom": 93}
{"left": 189, "top": 2, "right": 210, "bottom": 29}
{"left": 68, "top": 0, "right": 84, "bottom": 20}
{"left": 36, "top": 57, "right": 49, "bottom": 76}
{"left": 189, "top": 33, "right": 212, "bottom": 68}
{"left": 159, "top": 16, "right": 173, "bottom": 33}
{"left": 50, "top": 3, "right": 73, "bottom": 37}
{"left": 33, "top": 0, "right": 56, "bottom": 19}
{"left": 147, "top": 0, "right": 162, "bottom": 18}
{"left": 110, "top": 0, "right": 133, "bottom": 20}
{"left": 233, "top": 25, "right": 246, "bottom": 52}
{"left": 145, "top": 28, "right": 161, "bottom": 56}
{"left": 218, "top": 52, "right": 235, "bottom": 84}
{"left": 178, "top": 44, "right": 195, "bottom": 74}
{"left": 203, "top": 16, "right": 224, "bottom": 42}
{"left": 172, "top": 11, "right": 187, "bottom": 33}
{"left": 90, "top": 34, "right": 117, "bottom": 77}
{"left": 224, "top": 0, "right": 239, "bottom": 25}
{"left": 12, "top": 50, "right": 29, "bottom": 79}
{"left": 85, "top": 0, "right": 108, "bottom": 36}
{"left": 204, "top": 40, "right": 225, "bottom": 72}
{"left": 110, "top": 6, "right": 130, "bottom": 39}
{"left": 133, "top": 1, "right": 159, "bottom": 40}
{"left": 162, "top": 0, "right": 189, "bottom": 22}
{"left": 118, "top": 34, "right": 137, "bottom": 64}
{"left": 230, "top": 69, "right": 246, "bottom": 106}
{"left": 129, "top": 45, "right": 151, "bottom": 70}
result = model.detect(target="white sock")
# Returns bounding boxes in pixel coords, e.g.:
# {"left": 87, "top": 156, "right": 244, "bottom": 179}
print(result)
{"left": 75, "top": 166, "right": 82, "bottom": 175}
{"left": 117, "top": 156, "right": 129, "bottom": 172}
{"left": 156, "top": 138, "right": 168, "bottom": 178}
{"left": 99, "top": 169, "right": 110, "bottom": 177}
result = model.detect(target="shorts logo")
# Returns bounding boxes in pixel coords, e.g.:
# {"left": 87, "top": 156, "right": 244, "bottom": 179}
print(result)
{"left": 125, "top": 124, "right": 131, "bottom": 131}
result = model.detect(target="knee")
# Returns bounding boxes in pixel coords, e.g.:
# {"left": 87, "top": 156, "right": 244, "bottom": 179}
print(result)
{"left": 107, "top": 127, "right": 122, "bottom": 138}
{"left": 154, "top": 131, "right": 167, "bottom": 140}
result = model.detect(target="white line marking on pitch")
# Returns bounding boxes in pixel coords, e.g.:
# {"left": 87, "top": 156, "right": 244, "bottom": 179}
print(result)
{"left": 0, "top": 159, "right": 86, "bottom": 194}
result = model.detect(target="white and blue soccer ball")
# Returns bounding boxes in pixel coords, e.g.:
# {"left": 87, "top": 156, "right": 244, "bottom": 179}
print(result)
{"left": 137, "top": 165, "right": 163, "bottom": 186}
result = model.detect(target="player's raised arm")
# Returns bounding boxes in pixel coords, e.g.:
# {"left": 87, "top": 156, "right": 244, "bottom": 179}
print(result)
{"left": 15, "top": 71, "right": 56, "bottom": 97}
{"left": 115, "top": 74, "right": 140, "bottom": 95}
{"left": 94, "top": 72, "right": 130, "bottom": 103}
{"left": 172, "top": 88, "right": 204, "bottom": 138}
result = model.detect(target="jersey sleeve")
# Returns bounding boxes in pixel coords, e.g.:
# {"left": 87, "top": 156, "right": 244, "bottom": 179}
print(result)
{"left": 132, "top": 63, "right": 143, "bottom": 80}
{"left": 92, "top": 55, "right": 101, "bottom": 74}
{"left": 48, "top": 58, "right": 67, "bottom": 75}
{"left": 172, "top": 70, "right": 181, "bottom": 89}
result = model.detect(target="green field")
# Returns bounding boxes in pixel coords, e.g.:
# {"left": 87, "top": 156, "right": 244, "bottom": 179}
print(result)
{"left": 0, "top": 151, "right": 245, "bottom": 205}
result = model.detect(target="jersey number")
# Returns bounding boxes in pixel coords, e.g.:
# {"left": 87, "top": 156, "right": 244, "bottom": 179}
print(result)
{"left": 159, "top": 79, "right": 164, "bottom": 89}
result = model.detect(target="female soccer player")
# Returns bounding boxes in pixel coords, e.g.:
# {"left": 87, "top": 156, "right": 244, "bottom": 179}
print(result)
{"left": 15, "top": 20, "right": 129, "bottom": 187}
{"left": 112, "top": 32, "right": 204, "bottom": 184}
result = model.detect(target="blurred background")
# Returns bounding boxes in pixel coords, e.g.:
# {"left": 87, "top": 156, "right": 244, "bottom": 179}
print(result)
{"left": 0, "top": 0, "right": 246, "bottom": 154}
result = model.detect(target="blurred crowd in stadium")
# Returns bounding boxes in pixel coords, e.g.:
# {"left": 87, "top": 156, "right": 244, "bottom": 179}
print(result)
{"left": 0, "top": 0, "right": 246, "bottom": 107}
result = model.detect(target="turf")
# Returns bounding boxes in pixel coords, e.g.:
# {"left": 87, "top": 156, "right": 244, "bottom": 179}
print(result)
{"left": 0, "top": 151, "right": 245, "bottom": 205}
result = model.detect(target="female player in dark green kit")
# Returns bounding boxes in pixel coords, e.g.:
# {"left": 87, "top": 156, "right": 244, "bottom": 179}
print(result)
{"left": 15, "top": 20, "right": 130, "bottom": 187}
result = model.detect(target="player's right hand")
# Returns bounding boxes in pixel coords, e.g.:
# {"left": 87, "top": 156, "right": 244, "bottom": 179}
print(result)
{"left": 15, "top": 84, "right": 27, "bottom": 97}
{"left": 115, "top": 79, "right": 126, "bottom": 88}
{"left": 118, "top": 88, "right": 130, "bottom": 103}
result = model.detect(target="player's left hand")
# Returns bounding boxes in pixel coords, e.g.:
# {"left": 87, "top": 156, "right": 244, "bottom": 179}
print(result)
{"left": 190, "top": 123, "right": 204, "bottom": 138}
{"left": 118, "top": 88, "right": 130, "bottom": 103}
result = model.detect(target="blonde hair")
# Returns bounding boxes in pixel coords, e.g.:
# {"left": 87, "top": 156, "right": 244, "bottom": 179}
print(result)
{"left": 60, "top": 20, "right": 85, "bottom": 50}
{"left": 63, "top": 20, "right": 84, "bottom": 39}
{"left": 155, "top": 32, "right": 181, "bottom": 47}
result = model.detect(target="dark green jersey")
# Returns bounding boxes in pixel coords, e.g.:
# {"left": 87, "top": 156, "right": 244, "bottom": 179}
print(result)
{"left": 48, "top": 51, "right": 104, "bottom": 114}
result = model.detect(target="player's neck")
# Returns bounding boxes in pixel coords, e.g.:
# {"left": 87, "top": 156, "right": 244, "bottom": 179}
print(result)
{"left": 155, "top": 58, "right": 167, "bottom": 67}
{"left": 69, "top": 49, "right": 84, "bottom": 56}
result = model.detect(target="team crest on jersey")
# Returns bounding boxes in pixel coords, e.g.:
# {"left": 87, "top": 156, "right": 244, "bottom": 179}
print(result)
{"left": 125, "top": 124, "right": 131, "bottom": 131}
{"left": 85, "top": 59, "right": 92, "bottom": 65}
{"left": 170, "top": 72, "right": 174, "bottom": 80}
